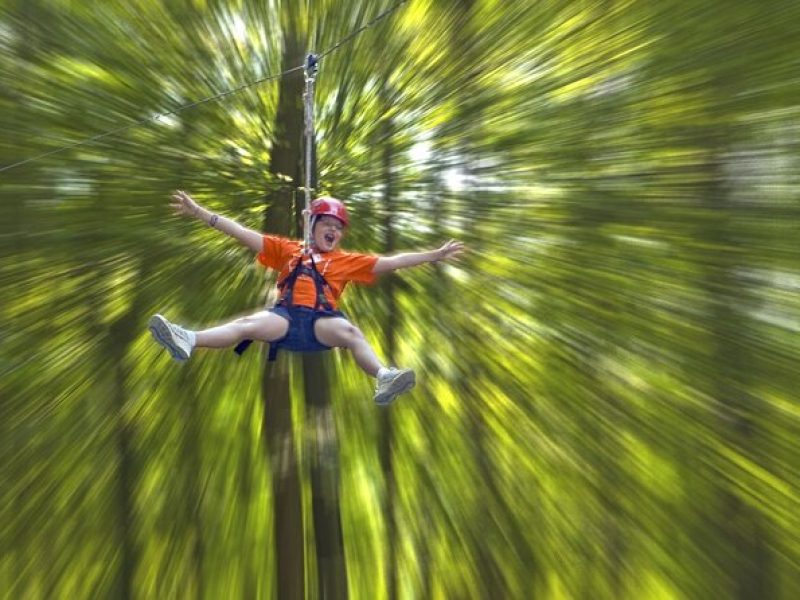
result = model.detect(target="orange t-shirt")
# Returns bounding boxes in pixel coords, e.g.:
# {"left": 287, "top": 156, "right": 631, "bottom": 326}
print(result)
{"left": 256, "top": 235, "right": 378, "bottom": 310}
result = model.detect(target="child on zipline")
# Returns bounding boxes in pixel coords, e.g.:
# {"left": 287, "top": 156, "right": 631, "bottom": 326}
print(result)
{"left": 149, "top": 190, "right": 464, "bottom": 405}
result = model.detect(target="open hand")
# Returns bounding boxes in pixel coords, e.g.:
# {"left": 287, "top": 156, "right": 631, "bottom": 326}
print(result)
{"left": 170, "top": 190, "right": 200, "bottom": 217}
{"left": 437, "top": 239, "right": 465, "bottom": 262}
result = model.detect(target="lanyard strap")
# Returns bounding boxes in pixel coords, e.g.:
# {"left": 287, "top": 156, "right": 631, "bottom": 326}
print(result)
{"left": 302, "top": 54, "right": 318, "bottom": 255}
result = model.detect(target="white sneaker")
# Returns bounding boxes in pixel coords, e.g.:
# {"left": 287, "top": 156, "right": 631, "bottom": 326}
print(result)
{"left": 148, "top": 314, "right": 193, "bottom": 361}
{"left": 374, "top": 367, "right": 416, "bottom": 406}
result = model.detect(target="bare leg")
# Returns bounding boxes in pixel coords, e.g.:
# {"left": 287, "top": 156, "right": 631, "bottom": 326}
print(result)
{"left": 314, "top": 317, "right": 383, "bottom": 376}
{"left": 195, "top": 311, "right": 289, "bottom": 348}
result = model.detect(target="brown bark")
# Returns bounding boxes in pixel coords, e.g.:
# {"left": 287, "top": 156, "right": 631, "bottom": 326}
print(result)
{"left": 302, "top": 101, "right": 349, "bottom": 598}
{"left": 261, "top": 12, "right": 306, "bottom": 598}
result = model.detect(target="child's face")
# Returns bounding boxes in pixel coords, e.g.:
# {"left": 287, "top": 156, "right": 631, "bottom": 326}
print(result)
{"left": 313, "top": 216, "right": 345, "bottom": 252}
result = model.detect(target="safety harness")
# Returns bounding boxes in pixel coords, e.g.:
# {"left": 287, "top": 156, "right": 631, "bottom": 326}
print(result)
{"left": 277, "top": 252, "right": 334, "bottom": 313}
{"left": 234, "top": 251, "right": 340, "bottom": 361}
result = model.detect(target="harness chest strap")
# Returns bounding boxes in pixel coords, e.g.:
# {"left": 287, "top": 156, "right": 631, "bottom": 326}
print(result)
{"left": 276, "top": 253, "right": 334, "bottom": 311}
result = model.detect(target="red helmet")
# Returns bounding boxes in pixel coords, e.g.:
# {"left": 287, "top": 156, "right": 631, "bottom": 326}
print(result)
{"left": 310, "top": 196, "right": 349, "bottom": 227}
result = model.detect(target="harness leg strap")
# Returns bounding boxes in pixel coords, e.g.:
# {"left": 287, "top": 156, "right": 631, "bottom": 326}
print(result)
{"left": 234, "top": 339, "right": 253, "bottom": 355}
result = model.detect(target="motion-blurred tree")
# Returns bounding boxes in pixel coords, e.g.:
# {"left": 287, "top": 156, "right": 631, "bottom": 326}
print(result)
{"left": 2, "top": 1, "right": 800, "bottom": 599}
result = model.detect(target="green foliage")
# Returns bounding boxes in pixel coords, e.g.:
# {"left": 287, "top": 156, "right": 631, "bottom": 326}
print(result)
{"left": 2, "top": 0, "right": 799, "bottom": 598}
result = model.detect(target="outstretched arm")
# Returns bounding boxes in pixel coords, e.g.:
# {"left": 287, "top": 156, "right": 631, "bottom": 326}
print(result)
{"left": 171, "top": 190, "right": 263, "bottom": 253}
{"left": 372, "top": 240, "right": 465, "bottom": 275}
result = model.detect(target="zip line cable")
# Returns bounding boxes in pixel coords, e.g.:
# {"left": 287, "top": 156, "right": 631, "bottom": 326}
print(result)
{"left": 0, "top": 0, "right": 409, "bottom": 175}
{"left": 318, "top": 0, "right": 408, "bottom": 60}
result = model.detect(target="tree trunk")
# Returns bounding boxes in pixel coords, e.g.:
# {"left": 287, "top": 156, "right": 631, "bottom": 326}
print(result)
{"left": 111, "top": 355, "right": 137, "bottom": 600}
{"left": 175, "top": 105, "right": 206, "bottom": 600}
{"left": 261, "top": 8, "right": 306, "bottom": 597}
{"left": 304, "top": 353, "right": 348, "bottom": 599}
{"left": 698, "top": 146, "right": 773, "bottom": 599}
{"left": 175, "top": 369, "right": 206, "bottom": 600}
{"left": 105, "top": 262, "right": 155, "bottom": 600}
{"left": 378, "top": 104, "right": 399, "bottom": 600}
{"left": 262, "top": 353, "right": 304, "bottom": 600}
{"left": 302, "top": 68, "right": 348, "bottom": 599}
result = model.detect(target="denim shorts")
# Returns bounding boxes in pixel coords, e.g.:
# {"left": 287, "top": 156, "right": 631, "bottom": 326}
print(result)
{"left": 269, "top": 305, "right": 345, "bottom": 353}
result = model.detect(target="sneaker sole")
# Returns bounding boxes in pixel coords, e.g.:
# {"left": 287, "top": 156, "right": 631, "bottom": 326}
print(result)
{"left": 375, "top": 370, "right": 416, "bottom": 406}
{"left": 148, "top": 315, "right": 189, "bottom": 362}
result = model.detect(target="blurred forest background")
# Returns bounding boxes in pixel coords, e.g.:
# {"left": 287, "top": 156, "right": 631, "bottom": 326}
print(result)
{"left": 1, "top": 0, "right": 799, "bottom": 598}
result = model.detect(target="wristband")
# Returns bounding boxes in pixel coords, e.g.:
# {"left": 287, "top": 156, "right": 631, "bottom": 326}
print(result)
{"left": 209, "top": 214, "right": 219, "bottom": 228}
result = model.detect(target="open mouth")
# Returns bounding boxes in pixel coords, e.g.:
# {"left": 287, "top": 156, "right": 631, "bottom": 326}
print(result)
{"left": 324, "top": 233, "right": 336, "bottom": 245}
